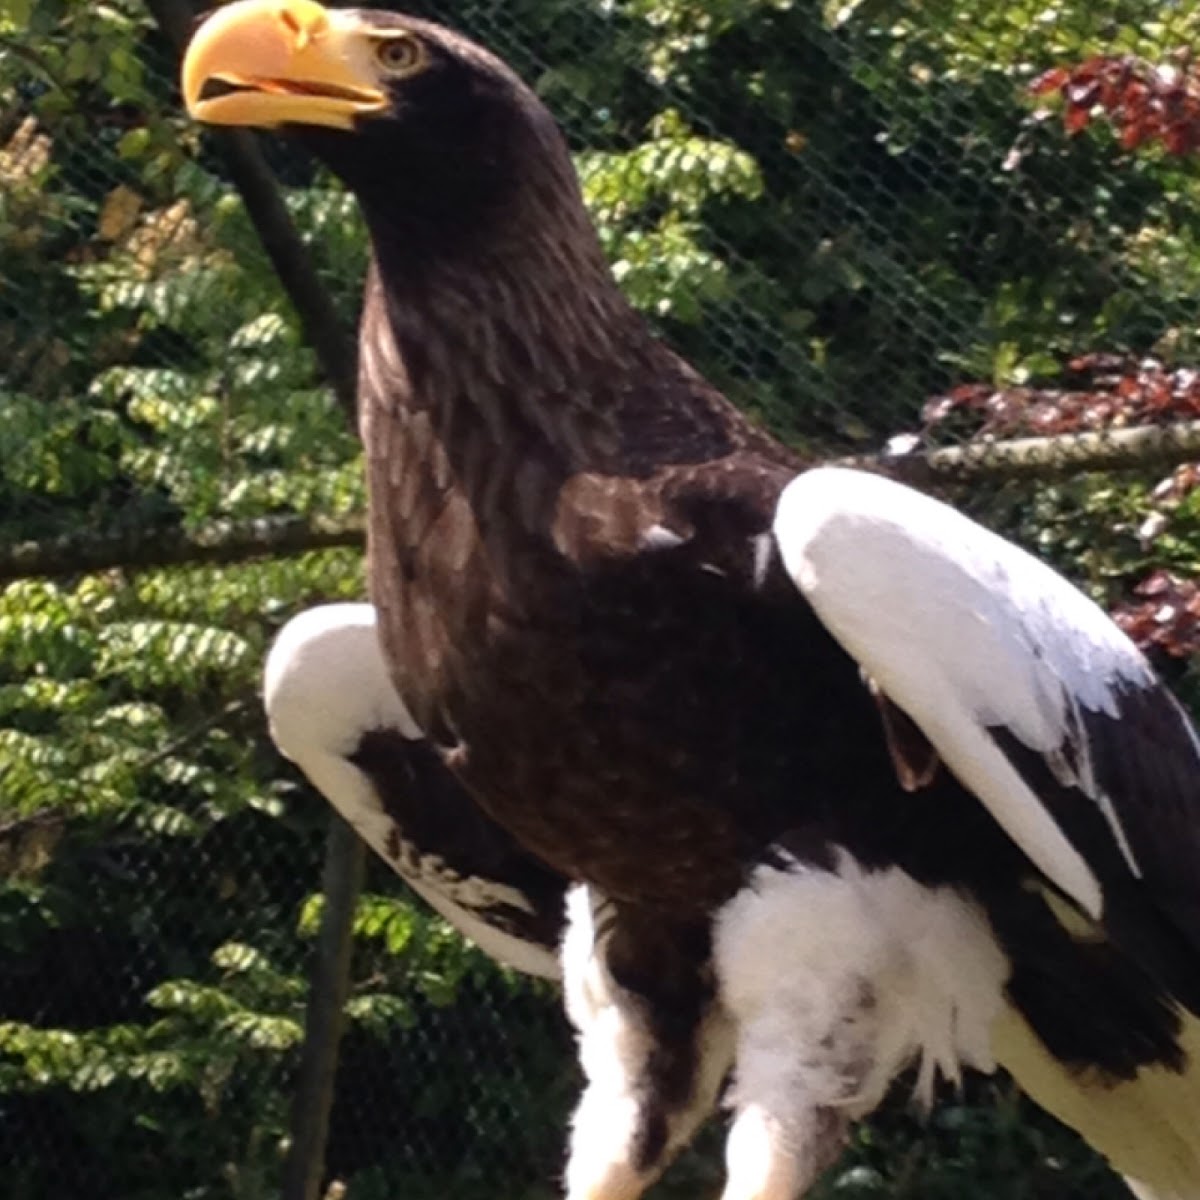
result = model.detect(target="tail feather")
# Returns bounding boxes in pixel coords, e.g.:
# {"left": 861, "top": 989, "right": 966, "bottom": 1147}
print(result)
{"left": 993, "top": 1004, "right": 1200, "bottom": 1200}
{"left": 1128, "top": 1181, "right": 1199, "bottom": 1200}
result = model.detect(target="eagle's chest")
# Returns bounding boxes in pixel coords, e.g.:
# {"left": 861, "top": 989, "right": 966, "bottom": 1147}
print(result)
{"left": 364, "top": 398, "right": 881, "bottom": 910}
{"left": 439, "top": 566, "right": 773, "bottom": 904}
{"left": 374, "top": 487, "right": 880, "bottom": 909}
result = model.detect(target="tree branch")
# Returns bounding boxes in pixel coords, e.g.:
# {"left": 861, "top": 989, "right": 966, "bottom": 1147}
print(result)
{"left": 868, "top": 419, "right": 1200, "bottom": 485}
{"left": 133, "top": 698, "right": 252, "bottom": 774}
{"left": 4, "top": 422, "right": 1199, "bottom": 585}
{"left": 283, "top": 817, "right": 365, "bottom": 1200}
{"left": 0, "top": 514, "right": 364, "bottom": 584}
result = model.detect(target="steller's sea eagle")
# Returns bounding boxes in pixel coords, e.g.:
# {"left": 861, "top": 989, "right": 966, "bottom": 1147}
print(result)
{"left": 183, "top": 5, "right": 1200, "bottom": 1199}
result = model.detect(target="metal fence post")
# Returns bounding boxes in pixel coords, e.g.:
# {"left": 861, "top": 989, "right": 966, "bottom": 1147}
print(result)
{"left": 144, "top": 0, "right": 359, "bottom": 428}
{"left": 282, "top": 816, "right": 366, "bottom": 1200}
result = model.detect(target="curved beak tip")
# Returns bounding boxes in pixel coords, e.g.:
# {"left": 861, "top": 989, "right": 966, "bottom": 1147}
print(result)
{"left": 182, "top": 0, "right": 287, "bottom": 118}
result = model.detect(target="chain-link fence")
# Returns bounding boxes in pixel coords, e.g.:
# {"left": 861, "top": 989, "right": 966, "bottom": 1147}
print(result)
{"left": 4, "top": 0, "right": 1200, "bottom": 1197}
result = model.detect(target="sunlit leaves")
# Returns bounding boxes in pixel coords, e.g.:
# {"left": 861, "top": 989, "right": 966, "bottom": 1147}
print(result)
{"left": 344, "top": 992, "right": 417, "bottom": 1036}
{"left": 0, "top": 1021, "right": 208, "bottom": 1094}
{"left": 0, "top": 939, "right": 308, "bottom": 1096}
{"left": 0, "top": 393, "right": 127, "bottom": 501}
{"left": 299, "top": 890, "right": 498, "bottom": 1014}
{"left": 581, "top": 110, "right": 762, "bottom": 318}
{"left": 616, "top": 0, "right": 797, "bottom": 84}
{"left": 0, "top": 579, "right": 97, "bottom": 676}
{"left": 96, "top": 621, "right": 254, "bottom": 689}
{"left": 0, "top": 0, "right": 32, "bottom": 29}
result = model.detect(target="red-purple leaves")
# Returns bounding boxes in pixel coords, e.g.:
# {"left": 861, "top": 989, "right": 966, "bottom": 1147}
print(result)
{"left": 1032, "top": 54, "right": 1200, "bottom": 155}
{"left": 924, "top": 356, "right": 1200, "bottom": 439}
{"left": 1113, "top": 569, "right": 1200, "bottom": 658}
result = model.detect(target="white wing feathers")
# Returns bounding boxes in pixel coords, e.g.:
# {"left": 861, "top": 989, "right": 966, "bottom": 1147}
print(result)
{"left": 773, "top": 466, "right": 1184, "bottom": 922}
{"left": 262, "top": 604, "right": 565, "bottom": 980}
{"left": 263, "top": 603, "right": 423, "bottom": 755}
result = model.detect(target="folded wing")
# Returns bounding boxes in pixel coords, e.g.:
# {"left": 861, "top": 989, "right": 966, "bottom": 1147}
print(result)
{"left": 262, "top": 603, "right": 567, "bottom": 979}
{"left": 774, "top": 467, "right": 1200, "bottom": 1007}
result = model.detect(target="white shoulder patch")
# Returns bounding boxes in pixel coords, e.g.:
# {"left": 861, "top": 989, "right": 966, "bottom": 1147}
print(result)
{"left": 263, "top": 603, "right": 421, "bottom": 766}
{"left": 772, "top": 467, "right": 1162, "bottom": 917}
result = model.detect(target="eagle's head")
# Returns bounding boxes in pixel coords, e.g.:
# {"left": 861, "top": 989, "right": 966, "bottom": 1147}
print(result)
{"left": 182, "top": 1, "right": 583, "bottom": 251}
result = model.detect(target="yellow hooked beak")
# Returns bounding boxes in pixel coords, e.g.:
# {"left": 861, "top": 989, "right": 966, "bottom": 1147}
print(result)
{"left": 182, "top": 0, "right": 388, "bottom": 131}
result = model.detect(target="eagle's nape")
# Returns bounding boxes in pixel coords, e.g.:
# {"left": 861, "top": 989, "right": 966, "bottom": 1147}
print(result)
{"left": 183, "top": 6, "right": 1200, "bottom": 1200}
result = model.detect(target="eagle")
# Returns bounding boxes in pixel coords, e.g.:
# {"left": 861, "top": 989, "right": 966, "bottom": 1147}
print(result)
{"left": 183, "top": 5, "right": 1200, "bottom": 1199}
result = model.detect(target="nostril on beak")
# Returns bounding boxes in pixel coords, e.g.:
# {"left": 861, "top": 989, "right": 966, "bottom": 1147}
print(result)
{"left": 276, "top": 1, "right": 327, "bottom": 50}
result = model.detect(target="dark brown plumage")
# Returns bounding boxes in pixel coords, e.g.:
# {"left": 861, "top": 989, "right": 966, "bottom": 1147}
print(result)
{"left": 299, "top": 18, "right": 1200, "bottom": 1176}
{"left": 337, "top": 18, "right": 865, "bottom": 913}
{"left": 183, "top": 8, "right": 1200, "bottom": 1198}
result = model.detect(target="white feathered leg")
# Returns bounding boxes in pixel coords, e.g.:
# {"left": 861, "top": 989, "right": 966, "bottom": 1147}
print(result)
{"left": 714, "top": 844, "right": 1010, "bottom": 1200}
{"left": 562, "top": 887, "right": 734, "bottom": 1200}
{"left": 717, "top": 958, "right": 864, "bottom": 1200}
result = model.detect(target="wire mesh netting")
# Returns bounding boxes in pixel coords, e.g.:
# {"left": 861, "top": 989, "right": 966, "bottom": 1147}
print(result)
{"left": 4, "top": 0, "right": 1200, "bottom": 1197}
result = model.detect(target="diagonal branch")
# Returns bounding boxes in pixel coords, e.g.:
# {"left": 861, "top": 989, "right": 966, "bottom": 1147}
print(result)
{"left": 144, "top": 0, "right": 359, "bottom": 431}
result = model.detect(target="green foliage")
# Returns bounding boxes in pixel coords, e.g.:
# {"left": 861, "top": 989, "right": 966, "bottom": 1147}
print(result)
{"left": 581, "top": 107, "right": 764, "bottom": 317}
{"left": 1, "top": 7, "right": 377, "bottom": 1196}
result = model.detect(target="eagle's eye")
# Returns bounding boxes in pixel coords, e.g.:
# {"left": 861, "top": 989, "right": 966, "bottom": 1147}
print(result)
{"left": 373, "top": 34, "right": 425, "bottom": 76}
